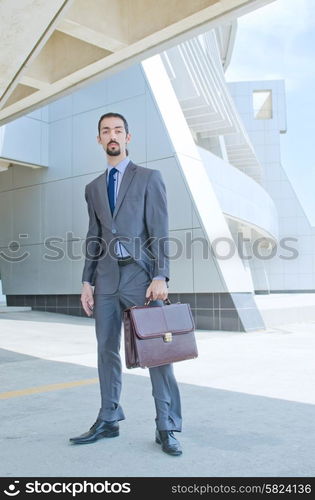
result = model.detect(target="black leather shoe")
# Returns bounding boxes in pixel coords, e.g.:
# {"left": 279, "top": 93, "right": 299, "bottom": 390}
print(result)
{"left": 69, "top": 419, "right": 119, "bottom": 445}
{"left": 155, "top": 429, "right": 182, "bottom": 456}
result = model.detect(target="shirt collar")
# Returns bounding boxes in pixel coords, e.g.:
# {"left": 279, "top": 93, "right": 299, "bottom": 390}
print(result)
{"left": 108, "top": 156, "right": 130, "bottom": 176}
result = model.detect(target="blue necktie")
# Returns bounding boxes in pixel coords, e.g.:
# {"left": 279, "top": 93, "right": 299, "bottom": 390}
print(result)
{"left": 108, "top": 167, "right": 118, "bottom": 215}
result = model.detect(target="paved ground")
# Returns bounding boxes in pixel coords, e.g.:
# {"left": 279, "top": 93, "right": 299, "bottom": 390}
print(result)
{"left": 0, "top": 310, "right": 315, "bottom": 477}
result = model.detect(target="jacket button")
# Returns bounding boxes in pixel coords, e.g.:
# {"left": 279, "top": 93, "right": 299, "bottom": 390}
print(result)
{"left": 112, "top": 228, "right": 117, "bottom": 234}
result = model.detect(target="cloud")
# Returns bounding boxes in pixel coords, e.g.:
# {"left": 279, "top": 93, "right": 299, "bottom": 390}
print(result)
{"left": 237, "top": 0, "right": 315, "bottom": 38}
{"left": 225, "top": 0, "right": 315, "bottom": 92}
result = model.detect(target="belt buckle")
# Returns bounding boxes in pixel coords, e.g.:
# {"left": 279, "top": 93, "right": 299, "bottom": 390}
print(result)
{"left": 118, "top": 256, "right": 133, "bottom": 266}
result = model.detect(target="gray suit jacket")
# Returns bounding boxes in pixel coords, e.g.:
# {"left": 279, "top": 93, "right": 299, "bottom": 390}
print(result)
{"left": 82, "top": 161, "right": 169, "bottom": 294}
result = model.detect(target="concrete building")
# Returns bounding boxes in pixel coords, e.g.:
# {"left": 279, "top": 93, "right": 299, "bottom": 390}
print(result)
{"left": 2, "top": 1, "right": 312, "bottom": 332}
{"left": 0, "top": 0, "right": 274, "bottom": 123}
{"left": 229, "top": 80, "right": 315, "bottom": 294}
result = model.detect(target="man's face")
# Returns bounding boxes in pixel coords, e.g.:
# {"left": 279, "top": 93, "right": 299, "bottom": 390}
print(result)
{"left": 97, "top": 116, "right": 131, "bottom": 157}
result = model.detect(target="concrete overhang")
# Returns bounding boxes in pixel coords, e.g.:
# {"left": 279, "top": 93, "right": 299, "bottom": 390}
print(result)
{"left": 0, "top": 0, "right": 275, "bottom": 126}
{"left": 0, "top": 156, "right": 48, "bottom": 171}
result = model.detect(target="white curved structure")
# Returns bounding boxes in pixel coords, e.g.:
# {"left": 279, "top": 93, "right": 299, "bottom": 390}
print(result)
{"left": 197, "top": 146, "right": 278, "bottom": 240}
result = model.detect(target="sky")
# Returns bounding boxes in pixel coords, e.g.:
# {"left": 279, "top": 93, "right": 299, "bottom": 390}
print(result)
{"left": 225, "top": 0, "right": 315, "bottom": 225}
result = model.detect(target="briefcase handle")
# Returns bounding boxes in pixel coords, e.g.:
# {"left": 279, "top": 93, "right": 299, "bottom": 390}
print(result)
{"left": 144, "top": 297, "right": 172, "bottom": 306}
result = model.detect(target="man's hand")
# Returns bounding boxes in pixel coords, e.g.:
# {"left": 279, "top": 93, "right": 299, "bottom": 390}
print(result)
{"left": 145, "top": 279, "right": 168, "bottom": 302}
{"left": 81, "top": 282, "right": 94, "bottom": 316}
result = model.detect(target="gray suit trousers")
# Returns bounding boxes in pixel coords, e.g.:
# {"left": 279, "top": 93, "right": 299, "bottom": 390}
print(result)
{"left": 94, "top": 261, "right": 182, "bottom": 432}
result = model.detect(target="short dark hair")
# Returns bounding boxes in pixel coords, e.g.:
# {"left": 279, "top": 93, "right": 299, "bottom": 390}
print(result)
{"left": 98, "top": 112, "right": 129, "bottom": 135}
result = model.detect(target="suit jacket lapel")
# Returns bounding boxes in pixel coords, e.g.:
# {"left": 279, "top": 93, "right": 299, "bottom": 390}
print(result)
{"left": 94, "top": 162, "right": 137, "bottom": 224}
{"left": 113, "top": 162, "right": 137, "bottom": 219}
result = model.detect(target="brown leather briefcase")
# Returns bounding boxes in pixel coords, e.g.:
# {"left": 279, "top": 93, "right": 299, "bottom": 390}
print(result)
{"left": 123, "top": 299, "right": 198, "bottom": 369}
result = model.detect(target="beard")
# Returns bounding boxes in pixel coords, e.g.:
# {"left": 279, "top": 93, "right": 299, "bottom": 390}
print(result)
{"left": 106, "top": 142, "right": 121, "bottom": 156}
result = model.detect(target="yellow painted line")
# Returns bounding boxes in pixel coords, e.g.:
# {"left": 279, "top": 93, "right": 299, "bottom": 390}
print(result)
{"left": 0, "top": 378, "right": 98, "bottom": 400}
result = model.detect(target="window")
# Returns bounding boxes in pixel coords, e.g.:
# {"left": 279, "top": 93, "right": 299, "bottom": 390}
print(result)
{"left": 253, "top": 90, "right": 272, "bottom": 119}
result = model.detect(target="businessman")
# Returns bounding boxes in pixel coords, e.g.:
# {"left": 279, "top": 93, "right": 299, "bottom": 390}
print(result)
{"left": 69, "top": 112, "right": 182, "bottom": 456}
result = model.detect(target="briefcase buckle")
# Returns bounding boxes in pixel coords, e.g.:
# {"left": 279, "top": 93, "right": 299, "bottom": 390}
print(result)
{"left": 163, "top": 332, "right": 172, "bottom": 343}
